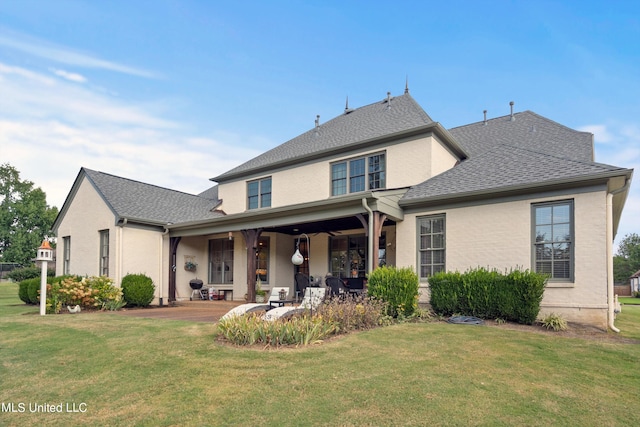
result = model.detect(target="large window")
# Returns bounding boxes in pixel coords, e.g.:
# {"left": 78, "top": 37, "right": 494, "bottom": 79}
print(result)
{"left": 418, "top": 215, "right": 445, "bottom": 279}
{"left": 99, "top": 230, "right": 109, "bottom": 276}
{"left": 63, "top": 236, "right": 71, "bottom": 275}
{"left": 331, "top": 153, "right": 386, "bottom": 196}
{"left": 329, "top": 235, "right": 367, "bottom": 278}
{"left": 533, "top": 200, "right": 573, "bottom": 280}
{"left": 209, "top": 238, "right": 234, "bottom": 284}
{"left": 247, "top": 177, "right": 272, "bottom": 209}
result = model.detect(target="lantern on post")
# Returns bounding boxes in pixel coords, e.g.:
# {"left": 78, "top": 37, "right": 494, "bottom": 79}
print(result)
{"left": 36, "top": 240, "right": 53, "bottom": 316}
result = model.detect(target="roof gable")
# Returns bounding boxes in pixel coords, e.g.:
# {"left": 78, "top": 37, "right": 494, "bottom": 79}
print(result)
{"left": 74, "top": 168, "right": 222, "bottom": 226}
{"left": 212, "top": 93, "right": 439, "bottom": 182}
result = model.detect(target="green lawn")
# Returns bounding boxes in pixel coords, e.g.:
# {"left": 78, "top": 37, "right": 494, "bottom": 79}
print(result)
{"left": 1, "top": 281, "right": 639, "bottom": 426}
{"left": 620, "top": 296, "right": 640, "bottom": 305}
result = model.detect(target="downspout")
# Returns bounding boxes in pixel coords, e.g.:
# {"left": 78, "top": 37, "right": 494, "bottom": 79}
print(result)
{"left": 607, "top": 178, "right": 631, "bottom": 333}
{"left": 361, "top": 198, "right": 374, "bottom": 274}
{"left": 117, "top": 218, "right": 128, "bottom": 287}
{"left": 606, "top": 193, "right": 619, "bottom": 332}
{"left": 159, "top": 227, "right": 170, "bottom": 307}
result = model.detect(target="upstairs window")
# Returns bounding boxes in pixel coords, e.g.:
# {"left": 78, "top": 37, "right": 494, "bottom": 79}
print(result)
{"left": 331, "top": 153, "right": 386, "bottom": 196}
{"left": 247, "top": 177, "right": 272, "bottom": 209}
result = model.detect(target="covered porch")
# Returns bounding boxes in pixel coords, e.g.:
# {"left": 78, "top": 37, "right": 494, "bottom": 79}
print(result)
{"left": 164, "top": 189, "right": 406, "bottom": 303}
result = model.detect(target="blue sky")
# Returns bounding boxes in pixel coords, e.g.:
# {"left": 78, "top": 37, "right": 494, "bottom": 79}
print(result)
{"left": 0, "top": 0, "right": 638, "bottom": 247}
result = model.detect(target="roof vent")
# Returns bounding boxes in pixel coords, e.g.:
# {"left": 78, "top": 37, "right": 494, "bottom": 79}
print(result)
{"left": 509, "top": 101, "right": 515, "bottom": 121}
{"left": 386, "top": 91, "right": 391, "bottom": 110}
{"left": 483, "top": 110, "right": 487, "bottom": 126}
{"left": 530, "top": 125, "right": 536, "bottom": 133}
{"left": 344, "top": 96, "right": 353, "bottom": 114}
{"left": 314, "top": 115, "right": 320, "bottom": 136}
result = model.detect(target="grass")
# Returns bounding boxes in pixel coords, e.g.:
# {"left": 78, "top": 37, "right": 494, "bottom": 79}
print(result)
{"left": 620, "top": 296, "right": 640, "bottom": 305}
{"left": 1, "top": 281, "right": 639, "bottom": 426}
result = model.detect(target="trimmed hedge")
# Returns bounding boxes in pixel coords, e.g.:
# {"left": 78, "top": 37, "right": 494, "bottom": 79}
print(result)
{"left": 121, "top": 273, "right": 155, "bottom": 307}
{"left": 428, "top": 267, "right": 547, "bottom": 324}
{"left": 367, "top": 266, "right": 419, "bottom": 317}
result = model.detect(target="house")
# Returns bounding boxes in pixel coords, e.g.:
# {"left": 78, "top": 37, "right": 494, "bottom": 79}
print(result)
{"left": 631, "top": 270, "right": 640, "bottom": 294}
{"left": 53, "top": 90, "right": 633, "bottom": 330}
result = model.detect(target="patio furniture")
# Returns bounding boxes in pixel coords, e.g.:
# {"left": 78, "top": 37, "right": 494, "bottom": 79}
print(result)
{"left": 325, "top": 276, "right": 346, "bottom": 297}
{"left": 294, "top": 272, "right": 310, "bottom": 301}
{"left": 262, "top": 287, "right": 326, "bottom": 321}
{"left": 219, "top": 287, "right": 290, "bottom": 320}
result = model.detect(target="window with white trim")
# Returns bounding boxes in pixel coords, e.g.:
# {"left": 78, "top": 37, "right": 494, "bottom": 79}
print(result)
{"left": 533, "top": 200, "right": 573, "bottom": 280}
{"left": 63, "top": 236, "right": 71, "bottom": 275}
{"left": 99, "top": 230, "right": 109, "bottom": 276}
{"left": 331, "top": 153, "right": 386, "bottom": 196}
{"left": 418, "top": 214, "right": 445, "bottom": 278}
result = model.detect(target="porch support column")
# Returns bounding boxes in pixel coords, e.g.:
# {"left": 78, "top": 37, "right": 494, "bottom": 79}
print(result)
{"left": 168, "top": 236, "right": 181, "bottom": 303}
{"left": 241, "top": 228, "right": 263, "bottom": 303}
{"left": 371, "top": 211, "right": 387, "bottom": 270}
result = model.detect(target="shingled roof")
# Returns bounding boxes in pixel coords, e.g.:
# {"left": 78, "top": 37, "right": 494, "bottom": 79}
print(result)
{"left": 81, "top": 168, "right": 223, "bottom": 225}
{"left": 401, "top": 145, "right": 627, "bottom": 205}
{"left": 212, "top": 93, "right": 440, "bottom": 182}
{"left": 449, "top": 111, "right": 594, "bottom": 161}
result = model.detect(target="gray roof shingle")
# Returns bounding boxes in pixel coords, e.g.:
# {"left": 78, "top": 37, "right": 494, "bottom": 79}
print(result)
{"left": 83, "top": 168, "right": 223, "bottom": 225}
{"left": 401, "top": 145, "right": 626, "bottom": 203}
{"left": 213, "top": 93, "right": 435, "bottom": 181}
{"left": 449, "top": 111, "right": 594, "bottom": 162}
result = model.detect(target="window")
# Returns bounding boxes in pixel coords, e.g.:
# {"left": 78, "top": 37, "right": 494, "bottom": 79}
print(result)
{"left": 418, "top": 215, "right": 445, "bottom": 278}
{"left": 99, "top": 230, "right": 109, "bottom": 276}
{"left": 329, "top": 235, "right": 367, "bottom": 278}
{"left": 533, "top": 200, "right": 573, "bottom": 280}
{"left": 331, "top": 153, "right": 385, "bottom": 196}
{"left": 63, "top": 236, "right": 71, "bottom": 275}
{"left": 247, "top": 177, "right": 272, "bottom": 209}
{"left": 256, "top": 236, "right": 270, "bottom": 284}
{"left": 208, "top": 238, "right": 234, "bottom": 284}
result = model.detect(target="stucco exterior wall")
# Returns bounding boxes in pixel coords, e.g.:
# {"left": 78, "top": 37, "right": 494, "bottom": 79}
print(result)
{"left": 216, "top": 134, "right": 458, "bottom": 215}
{"left": 119, "top": 227, "right": 164, "bottom": 300}
{"left": 396, "top": 189, "right": 609, "bottom": 328}
{"left": 55, "top": 177, "right": 116, "bottom": 278}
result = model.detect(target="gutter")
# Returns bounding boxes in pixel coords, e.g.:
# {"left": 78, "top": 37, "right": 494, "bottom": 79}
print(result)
{"left": 607, "top": 177, "right": 631, "bottom": 333}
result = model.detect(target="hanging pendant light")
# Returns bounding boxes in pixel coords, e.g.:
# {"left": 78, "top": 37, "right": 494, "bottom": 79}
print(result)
{"left": 291, "top": 247, "right": 304, "bottom": 265}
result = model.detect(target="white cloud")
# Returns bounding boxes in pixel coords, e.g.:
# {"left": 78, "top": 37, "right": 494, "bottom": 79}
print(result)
{"left": 578, "top": 124, "right": 613, "bottom": 143}
{"left": 0, "top": 29, "right": 158, "bottom": 78}
{"left": 0, "top": 63, "right": 261, "bottom": 210}
{"left": 51, "top": 68, "right": 87, "bottom": 83}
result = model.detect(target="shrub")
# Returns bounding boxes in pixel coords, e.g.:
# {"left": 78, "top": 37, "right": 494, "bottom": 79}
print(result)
{"left": 429, "top": 267, "right": 547, "bottom": 324}
{"left": 18, "top": 280, "right": 31, "bottom": 304}
{"left": 217, "top": 313, "right": 337, "bottom": 346}
{"left": 315, "top": 295, "right": 387, "bottom": 332}
{"left": 367, "top": 266, "right": 419, "bottom": 318}
{"left": 7, "top": 266, "right": 53, "bottom": 282}
{"left": 26, "top": 278, "right": 42, "bottom": 304}
{"left": 43, "top": 276, "right": 123, "bottom": 313}
{"left": 540, "top": 313, "right": 568, "bottom": 331}
{"left": 121, "top": 273, "right": 155, "bottom": 307}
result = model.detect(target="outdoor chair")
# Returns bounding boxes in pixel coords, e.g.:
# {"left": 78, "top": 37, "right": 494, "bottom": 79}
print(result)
{"left": 262, "top": 287, "right": 326, "bottom": 321}
{"left": 219, "top": 287, "right": 290, "bottom": 321}
{"left": 294, "top": 272, "right": 310, "bottom": 301}
{"left": 325, "top": 276, "right": 346, "bottom": 297}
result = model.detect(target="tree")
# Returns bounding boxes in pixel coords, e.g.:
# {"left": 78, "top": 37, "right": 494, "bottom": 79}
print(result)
{"left": 0, "top": 163, "right": 59, "bottom": 266}
{"left": 614, "top": 233, "right": 640, "bottom": 284}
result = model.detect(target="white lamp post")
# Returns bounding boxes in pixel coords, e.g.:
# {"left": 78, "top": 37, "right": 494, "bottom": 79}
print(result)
{"left": 36, "top": 240, "right": 53, "bottom": 316}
